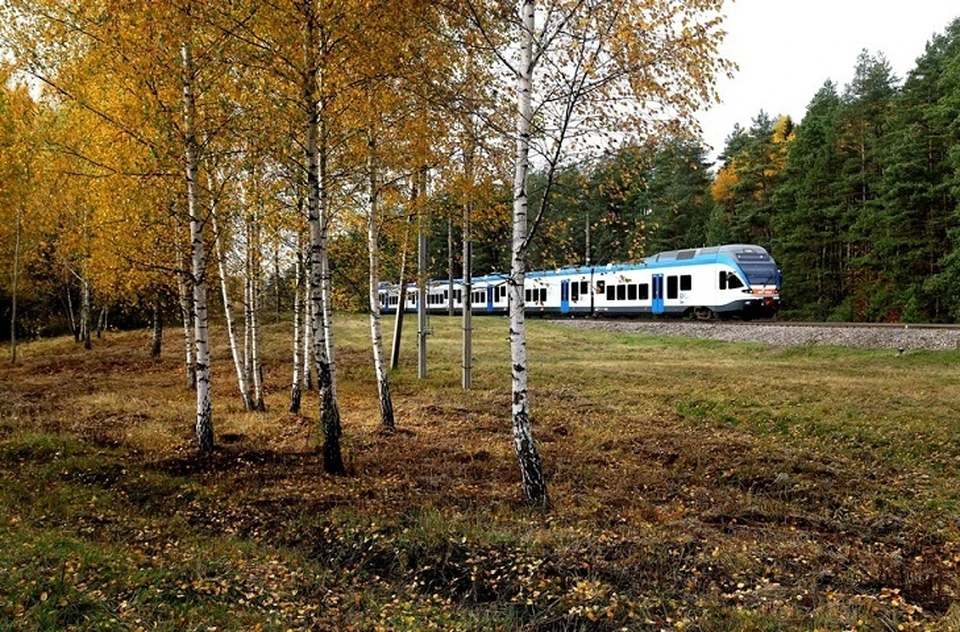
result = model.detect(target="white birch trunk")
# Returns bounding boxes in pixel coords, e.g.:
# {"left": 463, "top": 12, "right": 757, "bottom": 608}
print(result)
{"left": 462, "top": 198, "right": 472, "bottom": 389}
{"left": 304, "top": 3, "right": 344, "bottom": 474}
{"left": 319, "top": 115, "right": 337, "bottom": 398}
{"left": 302, "top": 265, "right": 313, "bottom": 390}
{"left": 289, "top": 241, "right": 304, "bottom": 413}
{"left": 390, "top": 195, "right": 414, "bottom": 370}
{"left": 80, "top": 271, "right": 91, "bottom": 350}
{"left": 249, "top": 212, "right": 265, "bottom": 411}
{"left": 509, "top": 0, "right": 548, "bottom": 506}
{"left": 183, "top": 40, "right": 214, "bottom": 452}
{"left": 366, "top": 135, "right": 395, "bottom": 430}
{"left": 243, "top": 229, "right": 253, "bottom": 391}
{"left": 66, "top": 282, "right": 78, "bottom": 343}
{"left": 417, "top": 168, "right": 428, "bottom": 379}
{"left": 176, "top": 242, "right": 197, "bottom": 389}
{"left": 212, "top": 204, "right": 253, "bottom": 410}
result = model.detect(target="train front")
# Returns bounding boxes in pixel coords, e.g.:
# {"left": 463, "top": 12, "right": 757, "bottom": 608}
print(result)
{"left": 731, "top": 245, "right": 780, "bottom": 318}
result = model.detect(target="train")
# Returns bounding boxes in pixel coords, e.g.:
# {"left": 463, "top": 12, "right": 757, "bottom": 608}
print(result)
{"left": 378, "top": 243, "right": 780, "bottom": 320}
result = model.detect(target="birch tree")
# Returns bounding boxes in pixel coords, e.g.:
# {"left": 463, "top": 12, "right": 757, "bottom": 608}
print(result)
{"left": 467, "top": 0, "right": 732, "bottom": 505}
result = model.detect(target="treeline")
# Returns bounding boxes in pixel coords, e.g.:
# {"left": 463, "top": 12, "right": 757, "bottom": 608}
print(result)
{"left": 724, "top": 22, "right": 960, "bottom": 323}
{"left": 411, "top": 18, "right": 960, "bottom": 322}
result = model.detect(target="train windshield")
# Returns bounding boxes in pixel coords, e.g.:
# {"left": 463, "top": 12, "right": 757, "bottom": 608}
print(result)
{"left": 736, "top": 252, "right": 778, "bottom": 286}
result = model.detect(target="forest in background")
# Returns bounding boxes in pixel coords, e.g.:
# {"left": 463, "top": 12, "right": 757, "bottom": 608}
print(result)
{"left": 3, "top": 11, "right": 960, "bottom": 341}
{"left": 414, "top": 17, "right": 960, "bottom": 323}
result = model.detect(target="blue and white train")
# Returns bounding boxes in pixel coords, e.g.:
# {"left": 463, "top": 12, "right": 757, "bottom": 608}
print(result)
{"left": 378, "top": 244, "right": 780, "bottom": 320}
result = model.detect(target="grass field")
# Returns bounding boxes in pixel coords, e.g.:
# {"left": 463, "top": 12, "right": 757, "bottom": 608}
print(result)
{"left": 1, "top": 313, "right": 958, "bottom": 631}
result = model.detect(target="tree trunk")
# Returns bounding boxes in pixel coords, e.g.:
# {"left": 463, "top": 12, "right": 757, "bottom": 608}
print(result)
{"left": 80, "top": 273, "right": 91, "bottom": 350}
{"left": 248, "top": 212, "right": 266, "bottom": 412}
{"left": 366, "top": 134, "right": 395, "bottom": 431}
{"left": 177, "top": 244, "right": 197, "bottom": 390}
{"left": 302, "top": 264, "right": 313, "bottom": 390}
{"left": 290, "top": 242, "right": 304, "bottom": 413}
{"left": 212, "top": 203, "right": 253, "bottom": 410}
{"left": 66, "top": 283, "right": 79, "bottom": 343}
{"left": 319, "top": 111, "right": 337, "bottom": 399}
{"left": 304, "top": 4, "right": 344, "bottom": 475}
{"left": 183, "top": 40, "right": 213, "bottom": 452}
{"left": 417, "top": 168, "right": 428, "bottom": 379}
{"left": 448, "top": 216, "right": 455, "bottom": 316}
{"left": 274, "top": 244, "right": 282, "bottom": 323}
{"left": 151, "top": 300, "right": 163, "bottom": 358}
{"left": 10, "top": 206, "right": 22, "bottom": 364}
{"left": 390, "top": 188, "right": 414, "bottom": 370}
{"left": 509, "top": 0, "right": 548, "bottom": 507}
{"left": 175, "top": 245, "right": 197, "bottom": 390}
{"left": 462, "top": 199, "right": 472, "bottom": 389}
{"left": 96, "top": 307, "right": 105, "bottom": 339}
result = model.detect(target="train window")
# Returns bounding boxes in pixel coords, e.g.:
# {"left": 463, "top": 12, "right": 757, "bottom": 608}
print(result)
{"left": 628, "top": 284, "right": 637, "bottom": 301}
{"left": 581, "top": 281, "right": 589, "bottom": 294}
{"left": 455, "top": 290, "right": 462, "bottom": 301}
{"left": 616, "top": 284, "right": 626, "bottom": 301}
{"left": 540, "top": 288, "right": 547, "bottom": 302}
{"left": 727, "top": 274, "right": 744, "bottom": 289}
{"left": 571, "top": 283, "right": 579, "bottom": 301}
{"left": 524, "top": 289, "right": 531, "bottom": 302}
{"left": 606, "top": 285, "right": 615, "bottom": 301}
{"left": 719, "top": 271, "right": 727, "bottom": 290}
{"left": 680, "top": 275, "right": 692, "bottom": 291}
{"left": 667, "top": 276, "right": 678, "bottom": 299}
{"left": 443, "top": 290, "right": 448, "bottom": 299}
{"left": 596, "top": 280, "right": 605, "bottom": 293}
{"left": 639, "top": 284, "right": 649, "bottom": 300}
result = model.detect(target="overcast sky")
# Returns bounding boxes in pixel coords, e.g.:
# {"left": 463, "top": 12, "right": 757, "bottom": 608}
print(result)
{"left": 698, "top": 0, "right": 960, "bottom": 163}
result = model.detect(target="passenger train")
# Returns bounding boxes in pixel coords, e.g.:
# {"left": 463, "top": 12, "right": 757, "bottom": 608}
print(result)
{"left": 378, "top": 244, "right": 780, "bottom": 320}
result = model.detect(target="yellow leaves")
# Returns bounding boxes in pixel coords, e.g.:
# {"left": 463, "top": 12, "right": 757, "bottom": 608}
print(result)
{"left": 710, "top": 159, "right": 739, "bottom": 205}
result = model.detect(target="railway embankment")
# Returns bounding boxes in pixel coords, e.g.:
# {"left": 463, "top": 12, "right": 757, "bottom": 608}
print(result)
{"left": 554, "top": 319, "right": 960, "bottom": 351}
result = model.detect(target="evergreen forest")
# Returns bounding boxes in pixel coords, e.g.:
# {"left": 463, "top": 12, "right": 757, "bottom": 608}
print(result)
{"left": 423, "top": 18, "right": 960, "bottom": 323}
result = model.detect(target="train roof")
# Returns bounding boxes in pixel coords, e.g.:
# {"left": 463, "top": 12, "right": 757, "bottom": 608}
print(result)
{"left": 527, "top": 244, "right": 774, "bottom": 278}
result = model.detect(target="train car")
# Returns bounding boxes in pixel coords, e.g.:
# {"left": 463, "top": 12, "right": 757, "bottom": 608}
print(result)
{"left": 380, "top": 244, "right": 779, "bottom": 320}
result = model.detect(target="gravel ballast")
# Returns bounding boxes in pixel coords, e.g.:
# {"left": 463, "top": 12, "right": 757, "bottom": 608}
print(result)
{"left": 552, "top": 320, "right": 960, "bottom": 351}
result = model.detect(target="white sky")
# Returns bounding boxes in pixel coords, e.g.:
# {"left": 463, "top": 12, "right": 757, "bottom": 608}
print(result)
{"left": 698, "top": 0, "right": 960, "bottom": 163}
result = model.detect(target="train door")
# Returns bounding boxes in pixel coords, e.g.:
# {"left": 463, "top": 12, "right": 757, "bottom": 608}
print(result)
{"left": 560, "top": 280, "right": 570, "bottom": 314}
{"left": 486, "top": 286, "right": 494, "bottom": 313}
{"left": 652, "top": 274, "right": 664, "bottom": 314}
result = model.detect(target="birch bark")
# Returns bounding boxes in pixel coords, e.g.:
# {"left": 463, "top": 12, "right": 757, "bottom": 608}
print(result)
{"left": 212, "top": 204, "right": 253, "bottom": 410}
{"left": 304, "top": 3, "right": 344, "bottom": 474}
{"left": 509, "top": 0, "right": 548, "bottom": 507}
{"left": 248, "top": 211, "right": 265, "bottom": 411}
{"left": 319, "top": 112, "right": 337, "bottom": 398}
{"left": 182, "top": 39, "right": 214, "bottom": 452}
{"left": 176, "top": 242, "right": 197, "bottom": 389}
{"left": 390, "top": 196, "right": 413, "bottom": 370}
{"left": 289, "top": 242, "right": 303, "bottom": 413}
{"left": 80, "top": 271, "right": 91, "bottom": 350}
{"left": 366, "top": 135, "right": 395, "bottom": 430}
{"left": 302, "top": 266, "right": 313, "bottom": 390}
